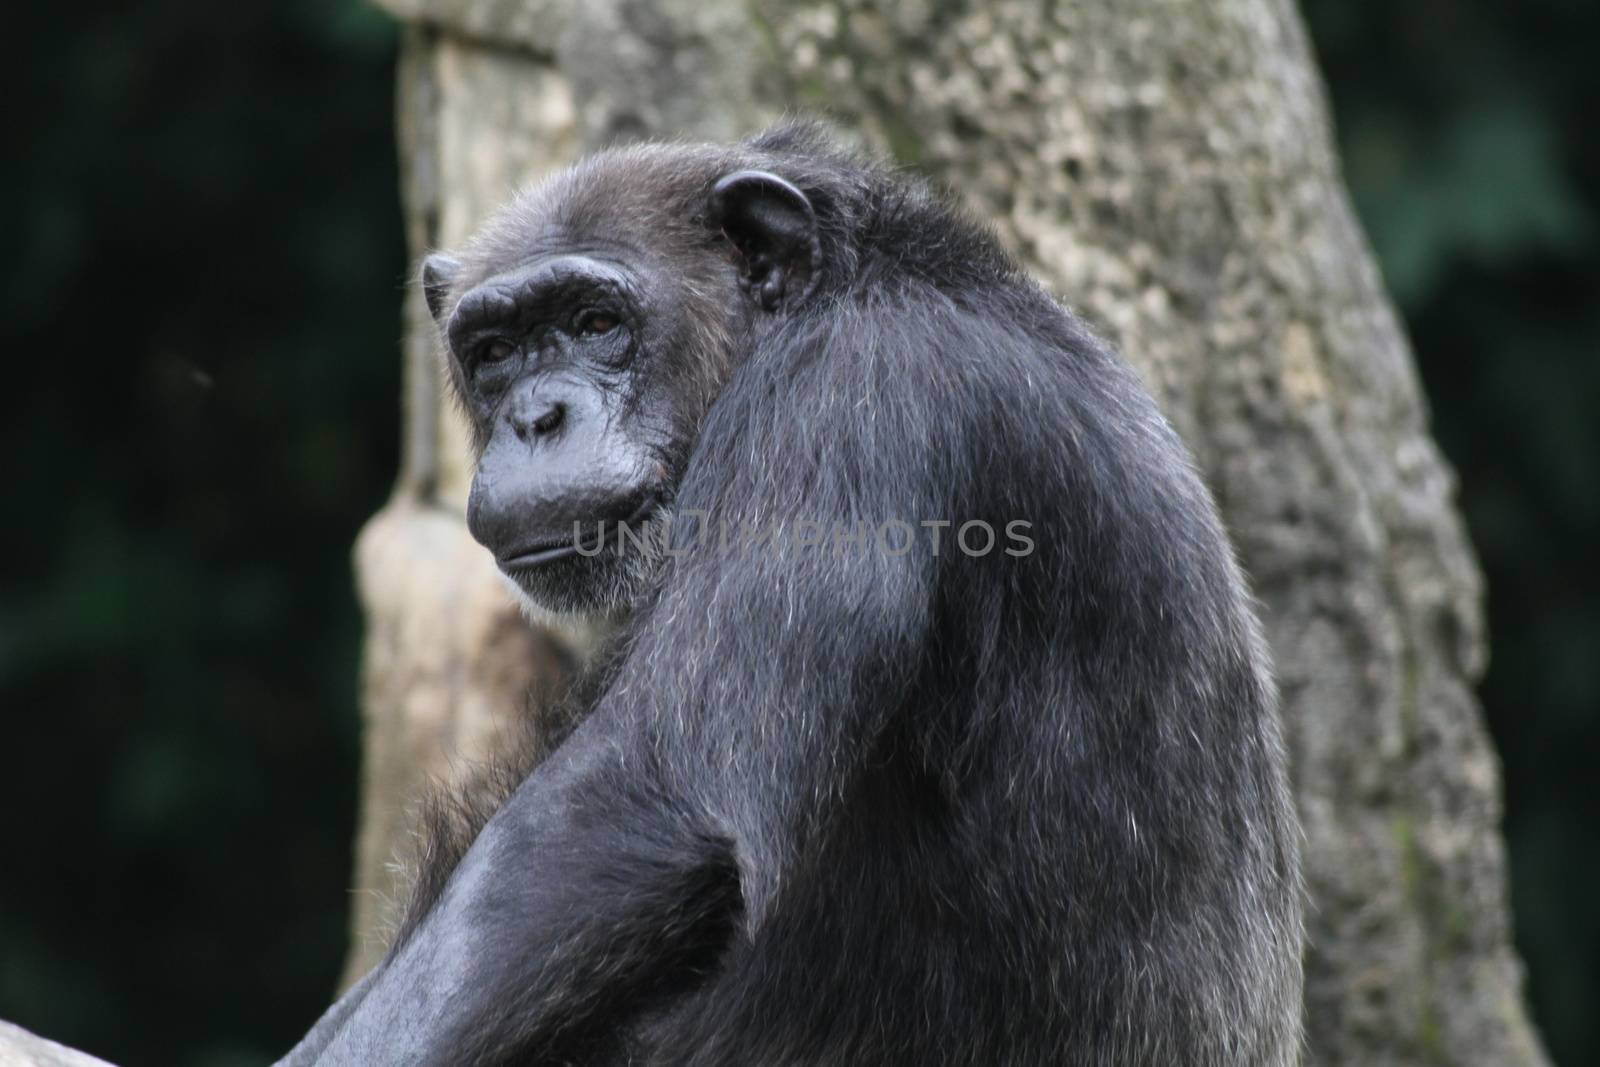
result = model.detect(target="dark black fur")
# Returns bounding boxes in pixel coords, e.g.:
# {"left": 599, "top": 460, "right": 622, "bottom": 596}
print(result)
{"left": 281, "top": 124, "right": 1303, "bottom": 1066}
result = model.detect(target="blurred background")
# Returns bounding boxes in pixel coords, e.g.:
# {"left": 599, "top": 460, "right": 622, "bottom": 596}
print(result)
{"left": 0, "top": 1, "right": 1593, "bottom": 1064}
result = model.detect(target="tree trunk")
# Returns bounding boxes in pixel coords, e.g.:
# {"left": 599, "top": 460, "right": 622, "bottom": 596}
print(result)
{"left": 349, "top": 1, "right": 1551, "bottom": 1063}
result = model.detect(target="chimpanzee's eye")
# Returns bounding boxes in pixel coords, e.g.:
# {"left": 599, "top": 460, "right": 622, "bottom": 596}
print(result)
{"left": 478, "top": 339, "right": 516, "bottom": 365}
{"left": 575, "top": 310, "right": 618, "bottom": 337}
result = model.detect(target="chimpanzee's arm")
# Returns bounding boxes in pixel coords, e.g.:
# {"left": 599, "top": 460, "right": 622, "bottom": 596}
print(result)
{"left": 275, "top": 968, "right": 378, "bottom": 1067}
{"left": 309, "top": 705, "right": 742, "bottom": 1065}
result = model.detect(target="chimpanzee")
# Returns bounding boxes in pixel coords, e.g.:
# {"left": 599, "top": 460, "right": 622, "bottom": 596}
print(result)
{"left": 279, "top": 122, "right": 1304, "bottom": 1066}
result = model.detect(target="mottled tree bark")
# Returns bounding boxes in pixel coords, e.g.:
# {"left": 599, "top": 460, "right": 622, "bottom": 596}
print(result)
{"left": 346, "top": 1, "right": 1550, "bottom": 1063}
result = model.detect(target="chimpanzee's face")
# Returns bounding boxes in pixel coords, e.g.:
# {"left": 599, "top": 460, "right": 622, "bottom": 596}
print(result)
{"left": 422, "top": 154, "right": 819, "bottom": 616}
{"left": 424, "top": 224, "right": 718, "bottom": 616}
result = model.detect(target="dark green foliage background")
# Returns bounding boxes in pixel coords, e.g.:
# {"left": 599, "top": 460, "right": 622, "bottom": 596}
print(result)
{"left": 0, "top": 1, "right": 1592, "bottom": 1064}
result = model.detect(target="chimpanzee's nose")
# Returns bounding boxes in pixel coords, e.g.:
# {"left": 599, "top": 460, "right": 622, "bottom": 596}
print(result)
{"left": 525, "top": 402, "right": 565, "bottom": 439}
{"left": 507, "top": 385, "right": 568, "bottom": 442}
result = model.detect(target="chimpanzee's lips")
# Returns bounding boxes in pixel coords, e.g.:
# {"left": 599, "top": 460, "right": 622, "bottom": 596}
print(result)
{"left": 499, "top": 540, "right": 588, "bottom": 569}
{"left": 497, "top": 497, "right": 659, "bottom": 571}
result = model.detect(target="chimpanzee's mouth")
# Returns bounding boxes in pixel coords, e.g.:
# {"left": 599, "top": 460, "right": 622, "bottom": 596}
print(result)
{"left": 498, "top": 497, "right": 660, "bottom": 571}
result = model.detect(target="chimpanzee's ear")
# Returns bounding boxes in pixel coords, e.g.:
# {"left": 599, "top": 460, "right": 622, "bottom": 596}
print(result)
{"left": 709, "top": 170, "right": 821, "bottom": 313}
{"left": 421, "top": 253, "right": 461, "bottom": 323}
